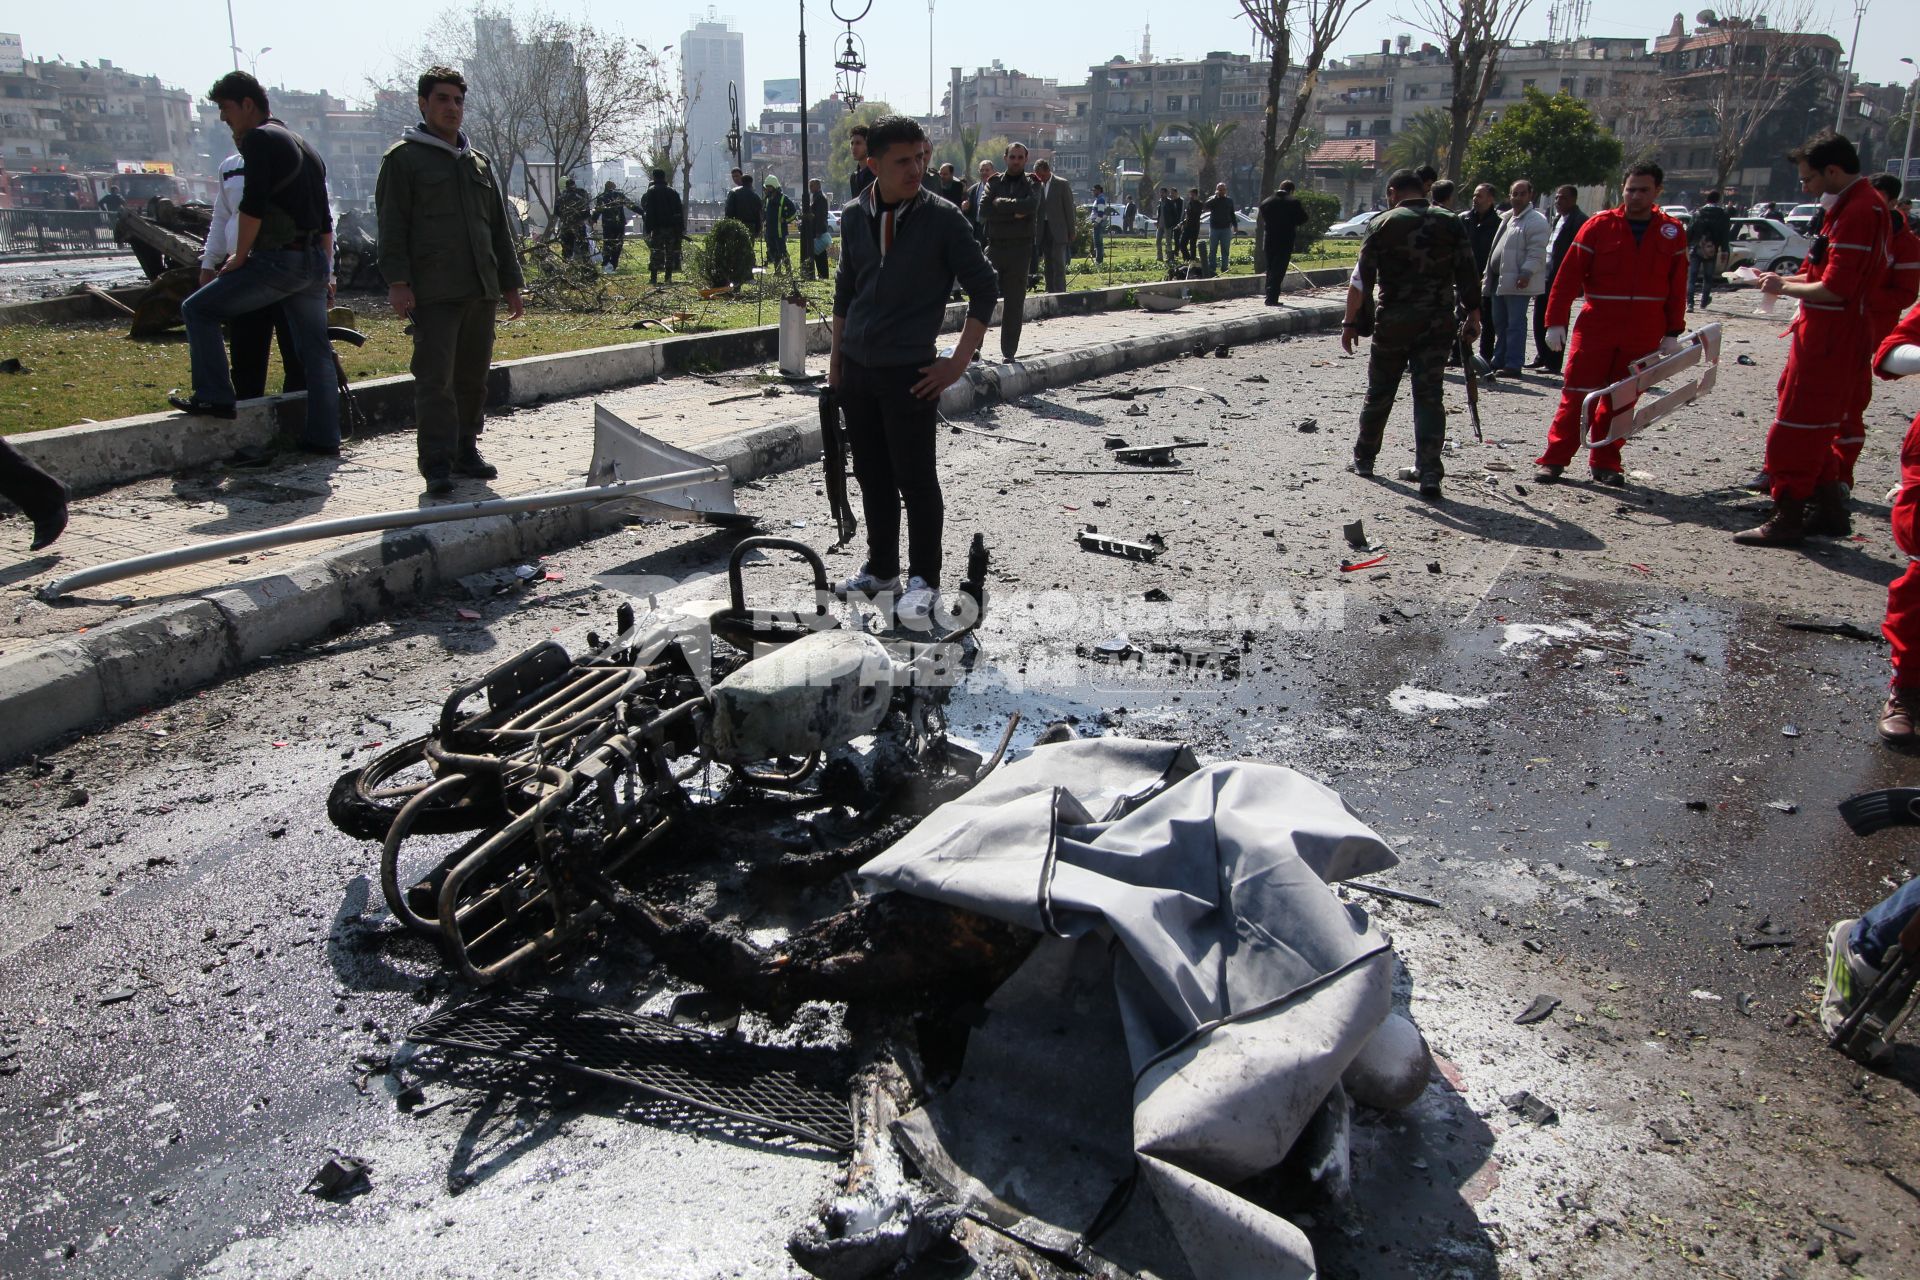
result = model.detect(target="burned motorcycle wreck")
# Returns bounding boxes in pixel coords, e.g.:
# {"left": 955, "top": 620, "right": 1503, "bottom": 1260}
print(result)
{"left": 324, "top": 427, "right": 1440, "bottom": 1277}
{"left": 326, "top": 531, "right": 1030, "bottom": 1001}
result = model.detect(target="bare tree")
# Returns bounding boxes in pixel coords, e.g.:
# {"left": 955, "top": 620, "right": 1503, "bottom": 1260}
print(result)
{"left": 1661, "top": 2, "right": 1828, "bottom": 193}
{"left": 378, "top": 5, "right": 673, "bottom": 221}
{"left": 1239, "top": 0, "right": 1374, "bottom": 195}
{"left": 1399, "top": 0, "right": 1532, "bottom": 182}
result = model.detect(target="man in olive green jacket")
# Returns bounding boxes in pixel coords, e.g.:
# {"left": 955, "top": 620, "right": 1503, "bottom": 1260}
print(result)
{"left": 376, "top": 65, "right": 525, "bottom": 495}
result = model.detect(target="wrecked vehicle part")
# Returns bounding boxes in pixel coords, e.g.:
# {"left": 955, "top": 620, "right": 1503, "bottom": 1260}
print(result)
{"left": 1077, "top": 525, "right": 1166, "bottom": 562}
{"left": 1111, "top": 441, "right": 1208, "bottom": 467}
{"left": 331, "top": 534, "right": 995, "bottom": 985}
{"left": 865, "top": 738, "right": 1403, "bottom": 1279}
{"left": 408, "top": 992, "right": 857, "bottom": 1150}
{"left": 580, "top": 871, "right": 1039, "bottom": 1015}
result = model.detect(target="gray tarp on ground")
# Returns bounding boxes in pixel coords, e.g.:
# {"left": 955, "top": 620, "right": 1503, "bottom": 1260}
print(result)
{"left": 859, "top": 737, "right": 1399, "bottom": 1279}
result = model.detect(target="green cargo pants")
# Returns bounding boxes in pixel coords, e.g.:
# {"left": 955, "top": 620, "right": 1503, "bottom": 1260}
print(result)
{"left": 410, "top": 296, "right": 498, "bottom": 479}
{"left": 1354, "top": 306, "right": 1456, "bottom": 480}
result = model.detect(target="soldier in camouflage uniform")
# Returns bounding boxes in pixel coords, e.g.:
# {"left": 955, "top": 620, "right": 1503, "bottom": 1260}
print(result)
{"left": 1342, "top": 168, "right": 1483, "bottom": 499}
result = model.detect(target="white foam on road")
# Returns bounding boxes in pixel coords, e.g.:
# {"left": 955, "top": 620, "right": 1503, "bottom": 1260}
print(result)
{"left": 1388, "top": 686, "right": 1493, "bottom": 715}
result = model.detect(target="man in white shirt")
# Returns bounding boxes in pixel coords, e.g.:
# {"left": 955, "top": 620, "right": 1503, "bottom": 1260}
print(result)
{"left": 1481, "top": 179, "right": 1550, "bottom": 377}
{"left": 200, "top": 147, "right": 306, "bottom": 400}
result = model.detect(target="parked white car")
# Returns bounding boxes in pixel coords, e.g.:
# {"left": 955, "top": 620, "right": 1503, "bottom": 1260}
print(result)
{"left": 1726, "top": 216, "right": 1811, "bottom": 275}
{"left": 1324, "top": 210, "right": 1383, "bottom": 239}
{"left": 1784, "top": 203, "right": 1821, "bottom": 235}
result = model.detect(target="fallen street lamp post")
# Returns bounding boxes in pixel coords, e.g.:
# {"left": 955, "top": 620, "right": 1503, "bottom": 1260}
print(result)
{"left": 39, "top": 465, "right": 729, "bottom": 601}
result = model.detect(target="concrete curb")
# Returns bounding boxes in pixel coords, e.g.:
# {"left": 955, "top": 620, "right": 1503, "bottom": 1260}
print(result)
{"left": 0, "top": 291, "right": 1344, "bottom": 763}
{"left": 8, "top": 268, "right": 1349, "bottom": 497}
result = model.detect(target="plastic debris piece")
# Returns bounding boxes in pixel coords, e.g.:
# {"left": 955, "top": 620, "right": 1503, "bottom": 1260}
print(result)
{"left": 456, "top": 608, "right": 482, "bottom": 621}
{"left": 1341, "top": 554, "right": 1388, "bottom": 572}
{"left": 1342, "top": 519, "right": 1369, "bottom": 549}
{"left": 1766, "top": 799, "right": 1798, "bottom": 814}
{"left": 1514, "top": 994, "right": 1561, "bottom": 1025}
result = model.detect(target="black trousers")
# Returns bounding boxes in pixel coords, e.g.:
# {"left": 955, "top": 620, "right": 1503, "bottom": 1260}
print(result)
{"left": 1263, "top": 242, "right": 1294, "bottom": 302}
{"left": 603, "top": 231, "right": 625, "bottom": 270}
{"left": 840, "top": 358, "right": 943, "bottom": 586}
{"left": 1531, "top": 293, "right": 1562, "bottom": 373}
{"left": 0, "top": 436, "right": 64, "bottom": 522}
{"left": 230, "top": 304, "right": 307, "bottom": 401}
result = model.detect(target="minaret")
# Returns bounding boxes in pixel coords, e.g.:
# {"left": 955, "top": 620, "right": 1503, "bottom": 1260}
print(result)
{"left": 1141, "top": 21, "right": 1152, "bottom": 63}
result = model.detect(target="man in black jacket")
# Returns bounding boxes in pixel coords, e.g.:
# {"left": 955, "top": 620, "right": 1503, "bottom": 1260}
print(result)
{"left": 638, "top": 169, "right": 684, "bottom": 284}
{"left": 830, "top": 115, "right": 998, "bottom": 629}
{"left": 849, "top": 125, "right": 875, "bottom": 199}
{"left": 800, "top": 177, "right": 831, "bottom": 280}
{"left": 1531, "top": 184, "right": 1586, "bottom": 372}
{"left": 1180, "top": 188, "right": 1203, "bottom": 264}
{"left": 1688, "top": 188, "right": 1732, "bottom": 310}
{"left": 1259, "top": 181, "right": 1307, "bottom": 303}
{"left": 930, "top": 162, "right": 967, "bottom": 206}
{"left": 1461, "top": 182, "right": 1501, "bottom": 361}
{"left": 723, "top": 170, "right": 762, "bottom": 244}
{"left": 171, "top": 70, "right": 339, "bottom": 453}
{"left": 981, "top": 144, "right": 1039, "bottom": 360}
{"left": 1158, "top": 187, "right": 1183, "bottom": 259}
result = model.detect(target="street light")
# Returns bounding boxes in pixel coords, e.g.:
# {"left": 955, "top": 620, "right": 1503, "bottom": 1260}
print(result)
{"left": 1901, "top": 56, "right": 1918, "bottom": 200}
{"left": 1835, "top": 0, "right": 1868, "bottom": 135}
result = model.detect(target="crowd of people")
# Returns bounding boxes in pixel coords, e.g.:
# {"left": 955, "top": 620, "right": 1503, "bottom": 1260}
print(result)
{"left": 10, "top": 86, "right": 1920, "bottom": 1066}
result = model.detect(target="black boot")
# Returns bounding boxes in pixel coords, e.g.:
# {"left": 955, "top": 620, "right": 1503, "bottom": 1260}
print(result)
{"left": 1804, "top": 482, "right": 1852, "bottom": 537}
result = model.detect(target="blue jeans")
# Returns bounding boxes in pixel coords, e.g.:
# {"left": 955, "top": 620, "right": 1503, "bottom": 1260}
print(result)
{"left": 1208, "top": 228, "right": 1233, "bottom": 273}
{"left": 1854, "top": 876, "right": 1920, "bottom": 968}
{"left": 1688, "top": 253, "right": 1717, "bottom": 306}
{"left": 1490, "top": 294, "right": 1530, "bottom": 371}
{"left": 1092, "top": 221, "right": 1106, "bottom": 264}
{"left": 181, "top": 246, "right": 339, "bottom": 449}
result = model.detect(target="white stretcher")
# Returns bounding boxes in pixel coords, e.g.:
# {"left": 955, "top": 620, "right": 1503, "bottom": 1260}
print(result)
{"left": 1579, "top": 322, "right": 1722, "bottom": 452}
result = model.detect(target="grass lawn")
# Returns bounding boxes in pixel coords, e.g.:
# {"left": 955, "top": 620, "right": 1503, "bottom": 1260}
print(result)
{"left": 0, "top": 232, "right": 1357, "bottom": 436}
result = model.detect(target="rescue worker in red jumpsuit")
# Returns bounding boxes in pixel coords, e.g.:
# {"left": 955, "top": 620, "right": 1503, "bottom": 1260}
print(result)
{"left": 1534, "top": 161, "right": 1689, "bottom": 486}
{"left": 1870, "top": 303, "right": 1920, "bottom": 743}
{"left": 1835, "top": 173, "right": 1920, "bottom": 495}
{"left": 1738, "top": 131, "right": 1891, "bottom": 545}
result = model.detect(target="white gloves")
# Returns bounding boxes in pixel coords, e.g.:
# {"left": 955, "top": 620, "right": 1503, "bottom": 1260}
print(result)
{"left": 1545, "top": 326, "right": 1567, "bottom": 353}
{"left": 1659, "top": 335, "right": 1684, "bottom": 356}
{"left": 1882, "top": 343, "right": 1920, "bottom": 377}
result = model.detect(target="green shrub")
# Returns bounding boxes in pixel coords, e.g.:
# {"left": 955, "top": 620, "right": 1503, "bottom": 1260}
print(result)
{"left": 697, "top": 218, "right": 757, "bottom": 288}
{"left": 1295, "top": 192, "right": 1341, "bottom": 250}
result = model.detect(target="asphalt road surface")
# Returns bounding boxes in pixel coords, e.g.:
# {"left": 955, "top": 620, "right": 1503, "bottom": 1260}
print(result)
{"left": 3, "top": 305, "right": 1918, "bottom": 1278}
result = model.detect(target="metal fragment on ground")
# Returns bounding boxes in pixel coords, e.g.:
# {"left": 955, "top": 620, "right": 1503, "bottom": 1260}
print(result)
{"left": 1076, "top": 525, "right": 1165, "bottom": 561}
{"left": 1504, "top": 1090, "right": 1559, "bottom": 1125}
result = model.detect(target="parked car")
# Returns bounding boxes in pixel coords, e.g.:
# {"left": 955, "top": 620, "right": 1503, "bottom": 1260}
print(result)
{"left": 1324, "top": 209, "right": 1383, "bottom": 239}
{"left": 1725, "top": 217, "right": 1810, "bottom": 274}
{"left": 1785, "top": 203, "right": 1821, "bottom": 235}
{"left": 1662, "top": 204, "right": 1694, "bottom": 224}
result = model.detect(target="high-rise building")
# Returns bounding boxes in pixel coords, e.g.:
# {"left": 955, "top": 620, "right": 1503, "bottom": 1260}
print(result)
{"left": 681, "top": 15, "right": 746, "bottom": 201}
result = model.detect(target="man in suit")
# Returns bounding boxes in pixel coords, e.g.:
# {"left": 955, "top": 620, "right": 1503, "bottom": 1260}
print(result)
{"left": 1531, "top": 184, "right": 1586, "bottom": 373}
{"left": 723, "top": 170, "right": 762, "bottom": 243}
{"left": 1258, "top": 181, "right": 1308, "bottom": 304}
{"left": 963, "top": 160, "right": 996, "bottom": 246}
{"left": 1461, "top": 182, "right": 1501, "bottom": 361}
{"left": 1032, "top": 159, "right": 1073, "bottom": 293}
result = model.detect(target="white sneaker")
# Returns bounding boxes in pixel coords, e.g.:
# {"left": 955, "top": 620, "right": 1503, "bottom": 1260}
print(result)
{"left": 835, "top": 567, "right": 900, "bottom": 599}
{"left": 896, "top": 576, "right": 938, "bottom": 629}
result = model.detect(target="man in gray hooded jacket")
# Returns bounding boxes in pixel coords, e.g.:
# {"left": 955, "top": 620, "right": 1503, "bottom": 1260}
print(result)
{"left": 377, "top": 65, "right": 525, "bottom": 495}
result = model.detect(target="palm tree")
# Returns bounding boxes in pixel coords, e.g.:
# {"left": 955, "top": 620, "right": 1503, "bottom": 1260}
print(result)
{"left": 1175, "top": 120, "right": 1240, "bottom": 192}
{"left": 957, "top": 125, "right": 981, "bottom": 179}
{"left": 1121, "top": 123, "right": 1163, "bottom": 207}
{"left": 1383, "top": 109, "right": 1453, "bottom": 175}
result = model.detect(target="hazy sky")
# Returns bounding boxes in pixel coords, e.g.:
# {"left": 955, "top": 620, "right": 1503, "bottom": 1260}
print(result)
{"left": 11, "top": 2, "right": 1915, "bottom": 124}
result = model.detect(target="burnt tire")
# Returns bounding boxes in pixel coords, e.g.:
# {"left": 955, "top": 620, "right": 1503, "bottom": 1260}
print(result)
{"left": 326, "top": 736, "right": 502, "bottom": 840}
